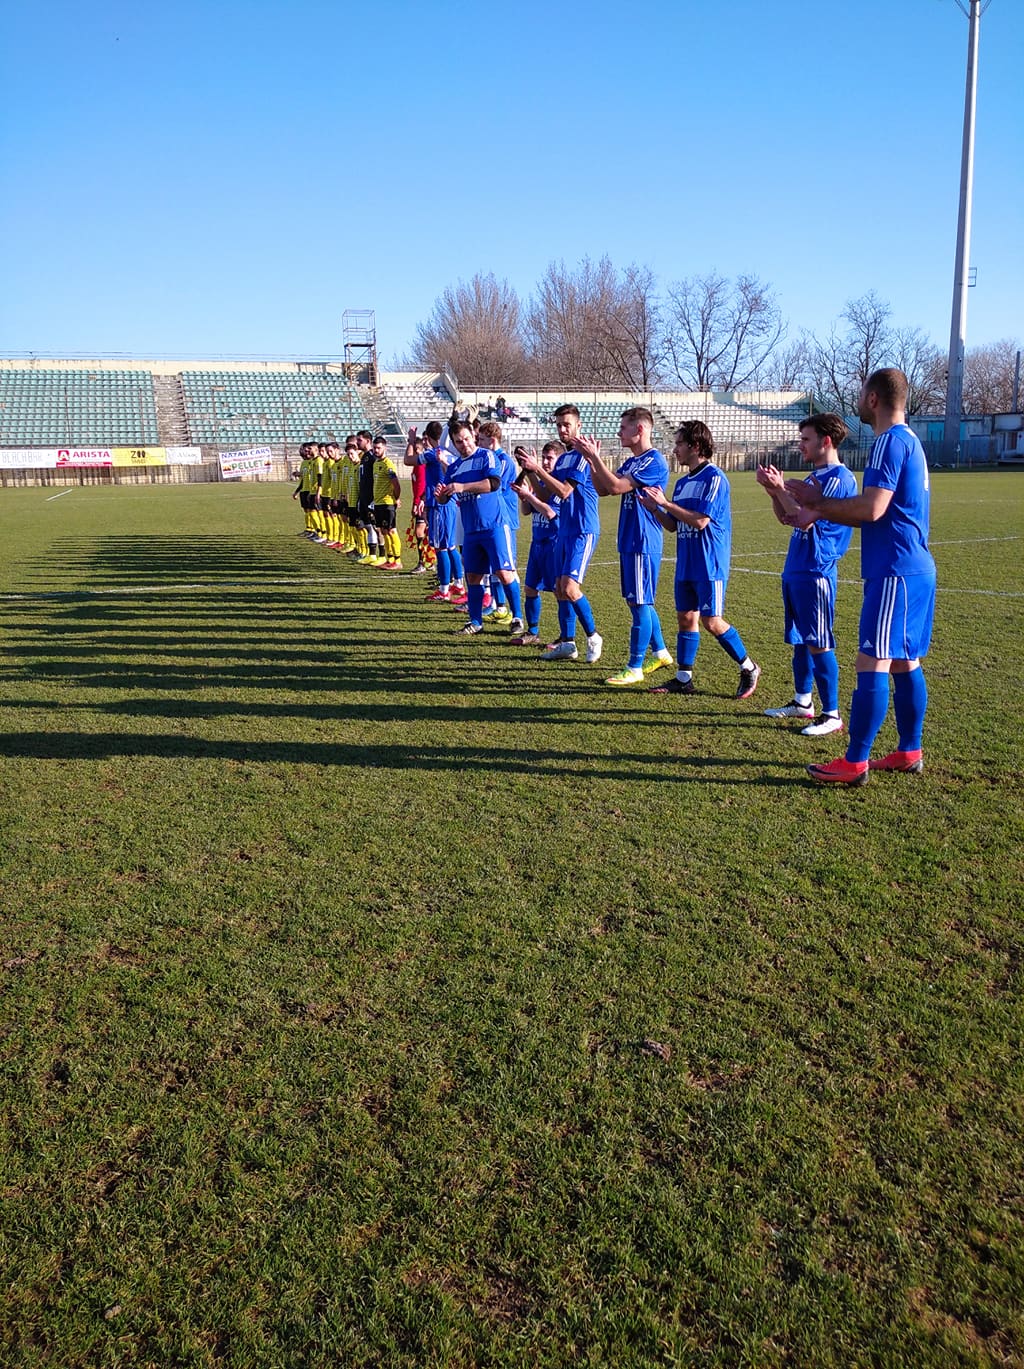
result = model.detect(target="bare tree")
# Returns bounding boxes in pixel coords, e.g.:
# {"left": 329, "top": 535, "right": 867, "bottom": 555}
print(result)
{"left": 893, "top": 326, "right": 946, "bottom": 415}
{"left": 525, "top": 257, "right": 664, "bottom": 388}
{"left": 761, "top": 335, "right": 815, "bottom": 391}
{"left": 663, "top": 272, "right": 784, "bottom": 391}
{"left": 410, "top": 273, "right": 530, "bottom": 386}
{"left": 805, "top": 292, "right": 895, "bottom": 413}
{"left": 963, "top": 338, "right": 1022, "bottom": 413}
{"left": 526, "top": 258, "right": 608, "bottom": 386}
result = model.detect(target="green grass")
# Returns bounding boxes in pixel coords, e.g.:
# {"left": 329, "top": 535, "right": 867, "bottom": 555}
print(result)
{"left": 1, "top": 475, "right": 1022, "bottom": 1367}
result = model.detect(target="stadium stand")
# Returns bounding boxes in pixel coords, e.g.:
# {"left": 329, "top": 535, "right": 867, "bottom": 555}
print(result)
{"left": 378, "top": 371, "right": 455, "bottom": 431}
{"left": 0, "top": 361, "right": 878, "bottom": 484}
{"left": 0, "top": 368, "right": 159, "bottom": 446}
{"left": 180, "top": 369, "right": 367, "bottom": 444}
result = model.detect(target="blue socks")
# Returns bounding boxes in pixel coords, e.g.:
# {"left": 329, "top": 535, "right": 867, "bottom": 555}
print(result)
{"left": 648, "top": 609, "right": 667, "bottom": 655}
{"left": 846, "top": 672, "right": 890, "bottom": 763}
{"left": 449, "top": 547, "right": 464, "bottom": 582}
{"left": 558, "top": 599, "right": 575, "bottom": 641}
{"left": 629, "top": 605, "right": 653, "bottom": 669}
{"left": 715, "top": 626, "right": 749, "bottom": 666}
{"left": 677, "top": 631, "right": 700, "bottom": 670}
{"left": 573, "top": 595, "right": 597, "bottom": 637}
{"left": 435, "top": 548, "right": 451, "bottom": 589}
{"left": 526, "top": 594, "right": 542, "bottom": 633}
{"left": 811, "top": 650, "right": 840, "bottom": 714}
{"left": 792, "top": 644, "right": 814, "bottom": 697}
{"left": 467, "top": 582, "right": 486, "bottom": 626}
{"left": 505, "top": 578, "right": 522, "bottom": 619}
{"left": 893, "top": 667, "right": 927, "bottom": 751}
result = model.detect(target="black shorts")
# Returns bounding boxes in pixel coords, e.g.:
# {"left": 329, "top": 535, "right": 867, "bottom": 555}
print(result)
{"left": 374, "top": 505, "right": 397, "bottom": 531}
{"left": 299, "top": 490, "right": 313, "bottom": 511}
{"left": 356, "top": 503, "right": 374, "bottom": 528}
{"left": 339, "top": 499, "right": 350, "bottom": 517}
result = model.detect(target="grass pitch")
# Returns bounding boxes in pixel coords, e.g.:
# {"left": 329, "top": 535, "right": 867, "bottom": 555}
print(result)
{"left": 1, "top": 474, "right": 1022, "bottom": 1366}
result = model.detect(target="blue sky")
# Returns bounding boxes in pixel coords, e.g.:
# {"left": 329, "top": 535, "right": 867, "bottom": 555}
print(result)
{"left": 1, "top": 0, "right": 1020, "bottom": 365}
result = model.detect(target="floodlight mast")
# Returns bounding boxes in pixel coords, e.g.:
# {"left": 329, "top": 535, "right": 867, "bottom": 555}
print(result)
{"left": 943, "top": 0, "right": 989, "bottom": 458}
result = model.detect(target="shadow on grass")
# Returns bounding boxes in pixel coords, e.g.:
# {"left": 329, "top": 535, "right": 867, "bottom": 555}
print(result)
{"left": 0, "top": 695, "right": 766, "bottom": 731}
{"left": 0, "top": 730, "right": 804, "bottom": 784}
{"left": 12, "top": 535, "right": 321, "bottom": 587}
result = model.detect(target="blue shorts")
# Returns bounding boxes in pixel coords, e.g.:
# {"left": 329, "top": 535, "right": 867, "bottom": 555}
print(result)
{"left": 675, "top": 578, "right": 726, "bottom": 616}
{"left": 859, "top": 573, "right": 935, "bottom": 660}
{"left": 554, "top": 532, "right": 597, "bottom": 584}
{"left": 429, "top": 502, "right": 458, "bottom": 550}
{"left": 463, "top": 524, "right": 518, "bottom": 576}
{"left": 619, "top": 552, "right": 661, "bottom": 606}
{"left": 782, "top": 572, "right": 837, "bottom": 650}
{"left": 525, "top": 539, "right": 558, "bottom": 593}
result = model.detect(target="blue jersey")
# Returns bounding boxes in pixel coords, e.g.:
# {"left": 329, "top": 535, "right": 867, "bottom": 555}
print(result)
{"left": 447, "top": 448, "right": 501, "bottom": 534}
{"left": 552, "top": 448, "right": 600, "bottom": 541}
{"left": 861, "top": 424, "right": 934, "bottom": 579}
{"left": 495, "top": 448, "right": 520, "bottom": 529}
{"left": 671, "top": 462, "right": 732, "bottom": 582}
{"left": 529, "top": 488, "right": 560, "bottom": 543}
{"left": 616, "top": 448, "right": 669, "bottom": 556}
{"left": 784, "top": 463, "right": 858, "bottom": 576}
{"left": 417, "top": 446, "right": 451, "bottom": 508}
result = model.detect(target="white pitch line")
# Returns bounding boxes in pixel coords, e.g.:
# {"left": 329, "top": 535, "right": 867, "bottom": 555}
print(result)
{"left": 930, "top": 535, "right": 1020, "bottom": 545}
{"left": 45, "top": 488, "right": 73, "bottom": 502}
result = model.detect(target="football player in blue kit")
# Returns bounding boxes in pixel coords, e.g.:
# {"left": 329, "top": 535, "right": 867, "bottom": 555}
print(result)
{"left": 518, "top": 404, "right": 603, "bottom": 664}
{"left": 435, "top": 420, "right": 522, "bottom": 636}
{"left": 574, "top": 406, "right": 673, "bottom": 686}
{"left": 406, "top": 421, "right": 465, "bottom": 604}
{"left": 510, "top": 440, "right": 564, "bottom": 647}
{"left": 756, "top": 412, "right": 858, "bottom": 736}
{"left": 640, "top": 420, "right": 760, "bottom": 699}
{"left": 478, "top": 421, "right": 524, "bottom": 632}
{"left": 787, "top": 368, "right": 936, "bottom": 785}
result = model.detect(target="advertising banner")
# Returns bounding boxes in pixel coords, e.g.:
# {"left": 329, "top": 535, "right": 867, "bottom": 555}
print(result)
{"left": 56, "top": 448, "right": 115, "bottom": 467}
{"left": 110, "top": 447, "right": 167, "bottom": 467}
{"left": 219, "top": 446, "right": 274, "bottom": 479}
{"left": 0, "top": 445, "right": 203, "bottom": 470}
{"left": 0, "top": 448, "right": 60, "bottom": 469}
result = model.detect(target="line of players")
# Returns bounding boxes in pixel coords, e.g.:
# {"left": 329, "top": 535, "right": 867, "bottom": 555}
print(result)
{"left": 293, "top": 431, "right": 423, "bottom": 571}
{"left": 404, "top": 371, "right": 935, "bottom": 783}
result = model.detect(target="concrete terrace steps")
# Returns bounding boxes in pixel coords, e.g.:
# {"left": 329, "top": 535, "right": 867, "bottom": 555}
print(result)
{"left": 152, "top": 374, "right": 190, "bottom": 446}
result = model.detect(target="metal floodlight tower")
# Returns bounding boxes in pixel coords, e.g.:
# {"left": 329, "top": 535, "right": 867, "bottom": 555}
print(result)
{"left": 943, "top": 0, "right": 990, "bottom": 458}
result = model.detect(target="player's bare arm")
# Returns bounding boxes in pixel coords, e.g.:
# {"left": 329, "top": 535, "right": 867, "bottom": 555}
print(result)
{"left": 576, "top": 434, "right": 632, "bottom": 496}
{"left": 786, "top": 480, "right": 892, "bottom": 527}
{"left": 403, "top": 426, "right": 419, "bottom": 466}
{"left": 519, "top": 449, "right": 574, "bottom": 501}
{"left": 641, "top": 485, "right": 709, "bottom": 532}
{"left": 757, "top": 463, "right": 805, "bottom": 525}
